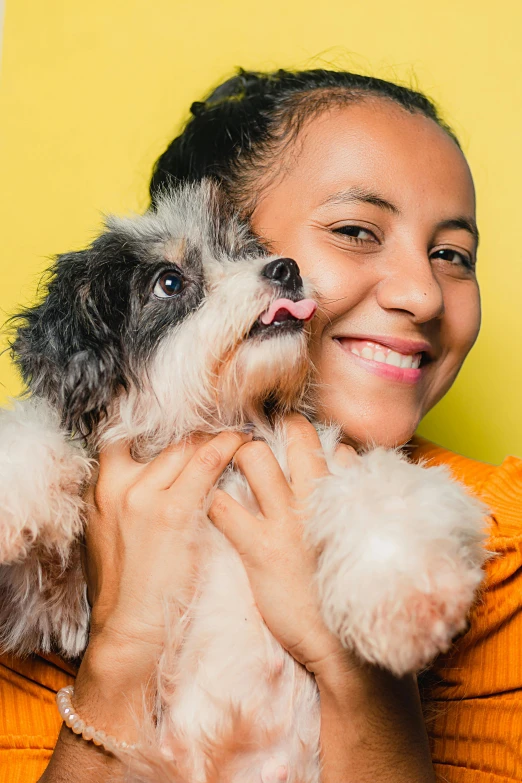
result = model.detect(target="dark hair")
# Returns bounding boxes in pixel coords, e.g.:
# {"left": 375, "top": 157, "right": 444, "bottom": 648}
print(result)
{"left": 150, "top": 68, "right": 459, "bottom": 215}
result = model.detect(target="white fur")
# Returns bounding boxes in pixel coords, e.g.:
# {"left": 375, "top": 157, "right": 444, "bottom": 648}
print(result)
{"left": 307, "top": 445, "right": 488, "bottom": 675}
{"left": 0, "top": 397, "right": 90, "bottom": 563}
{"left": 0, "top": 397, "right": 91, "bottom": 655}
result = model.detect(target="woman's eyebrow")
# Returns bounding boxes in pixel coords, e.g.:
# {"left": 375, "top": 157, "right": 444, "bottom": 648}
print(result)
{"left": 435, "top": 217, "right": 480, "bottom": 246}
{"left": 320, "top": 189, "right": 479, "bottom": 244}
{"left": 320, "top": 186, "right": 400, "bottom": 214}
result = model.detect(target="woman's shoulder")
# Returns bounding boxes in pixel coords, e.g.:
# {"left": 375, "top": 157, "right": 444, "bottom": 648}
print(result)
{"left": 408, "top": 435, "right": 522, "bottom": 539}
{"left": 412, "top": 437, "right": 522, "bottom": 781}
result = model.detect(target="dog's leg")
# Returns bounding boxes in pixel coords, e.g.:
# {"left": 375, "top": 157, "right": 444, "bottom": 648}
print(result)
{"left": 0, "top": 544, "right": 89, "bottom": 657}
{"left": 0, "top": 397, "right": 91, "bottom": 656}
{"left": 306, "top": 440, "right": 489, "bottom": 675}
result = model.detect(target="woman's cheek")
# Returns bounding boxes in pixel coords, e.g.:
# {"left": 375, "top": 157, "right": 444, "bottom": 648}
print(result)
{"left": 428, "top": 280, "right": 481, "bottom": 403}
{"left": 298, "top": 243, "right": 356, "bottom": 297}
{"left": 448, "top": 282, "right": 481, "bottom": 360}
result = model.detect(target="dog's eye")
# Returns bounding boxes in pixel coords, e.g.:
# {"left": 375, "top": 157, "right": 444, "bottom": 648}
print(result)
{"left": 153, "top": 271, "right": 183, "bottom": 298}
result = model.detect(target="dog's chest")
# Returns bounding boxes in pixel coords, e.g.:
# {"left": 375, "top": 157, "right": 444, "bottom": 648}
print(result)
{"left": 159, "top": 483, "right": 321, "bottom": 782}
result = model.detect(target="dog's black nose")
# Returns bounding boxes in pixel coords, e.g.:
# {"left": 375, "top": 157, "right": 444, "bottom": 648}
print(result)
{"left": 262, "top": 258, "right": 302, "bottom": 292}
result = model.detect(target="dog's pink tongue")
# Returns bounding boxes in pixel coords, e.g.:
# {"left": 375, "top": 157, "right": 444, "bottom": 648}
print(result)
{"left": 260, "top": 298, "right": 317, "bottom": 326}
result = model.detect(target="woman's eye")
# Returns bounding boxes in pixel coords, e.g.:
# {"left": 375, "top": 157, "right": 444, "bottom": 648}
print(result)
{"left": 430, "top": 248, "right": 474, "bottom": 269}
{"left": 153, "top": 271, "right": 184, "bottom": 298}
{"left": 333, "top": 225, "right": 378, "bottom": 243}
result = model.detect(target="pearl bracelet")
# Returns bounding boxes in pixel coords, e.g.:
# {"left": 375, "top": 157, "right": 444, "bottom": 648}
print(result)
{"left": 56, "top": 685, "right": 137, "bottom": 753}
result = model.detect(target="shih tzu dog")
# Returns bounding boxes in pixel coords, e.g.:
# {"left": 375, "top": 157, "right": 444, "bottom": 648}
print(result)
{"left": 0, "top": 182, "right": 487, "bottom": 782}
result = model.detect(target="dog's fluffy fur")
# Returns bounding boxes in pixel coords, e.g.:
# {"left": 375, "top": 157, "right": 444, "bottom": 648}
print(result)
{"left": 0, "top": 182, "right": 488, "bottom": 782}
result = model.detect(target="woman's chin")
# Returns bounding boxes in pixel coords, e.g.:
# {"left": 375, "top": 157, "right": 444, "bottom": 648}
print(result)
{"left": 313, "top": 396, "right": 422, "bottom": 450}
{"left": 343, "top": 428, "right": 418, "bottom": 450}
{"left": 345, "top": 421, "right": 419, "bottom": 450}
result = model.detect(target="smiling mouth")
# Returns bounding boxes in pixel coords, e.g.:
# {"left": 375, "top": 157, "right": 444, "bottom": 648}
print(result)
{"left": 334, "top": 337, "right": 435, "bottom": 384}
{"left": 249, "top": 298, "right": 317, "bottom": 339}
{"left": 337, "top": 338, "right": 425, "bottom": 369}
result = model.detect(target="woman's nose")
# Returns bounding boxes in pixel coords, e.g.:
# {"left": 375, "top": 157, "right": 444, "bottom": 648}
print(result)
{"left": 376, "top": 254, "right": 445, "bottom": 323}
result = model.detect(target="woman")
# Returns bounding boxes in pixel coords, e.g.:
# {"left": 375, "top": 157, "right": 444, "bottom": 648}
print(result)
{"left": 1, "top": 69, "right": 521, "bottom": 783}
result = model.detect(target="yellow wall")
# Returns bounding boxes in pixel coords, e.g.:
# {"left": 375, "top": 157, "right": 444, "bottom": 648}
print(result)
{"left": 0, "top": 0, "right": 520, "bottom": 464}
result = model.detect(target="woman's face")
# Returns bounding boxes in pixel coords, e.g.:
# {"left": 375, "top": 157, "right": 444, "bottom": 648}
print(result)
{"left": 251, "top": 100, "right": 480, "bottom": 448}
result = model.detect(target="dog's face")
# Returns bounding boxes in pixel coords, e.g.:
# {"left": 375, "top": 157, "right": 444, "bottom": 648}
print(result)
{"left": 12, "top": 182, "right": 316, "bottom": 449}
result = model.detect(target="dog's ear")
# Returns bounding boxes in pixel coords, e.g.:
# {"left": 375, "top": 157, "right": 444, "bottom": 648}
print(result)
{"left": 202, "top": 178, "right": 266, "bottom": 260}
{"left": 10, "top": 239, "right": 128, "bottom": 437}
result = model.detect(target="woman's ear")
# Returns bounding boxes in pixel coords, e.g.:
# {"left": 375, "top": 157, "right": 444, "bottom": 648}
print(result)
{"left": 10, "top": 244, "right": 127, "bottom": 437}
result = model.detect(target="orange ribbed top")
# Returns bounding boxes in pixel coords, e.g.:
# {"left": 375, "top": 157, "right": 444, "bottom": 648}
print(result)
{"left": 0, "top": 652, "right": 75, "bottom": 782}
{"left": 410, "top": 437, "right": 522, "bottom": 782}
{"left": 1, "top": 438, "right": 521, "bottom": 782}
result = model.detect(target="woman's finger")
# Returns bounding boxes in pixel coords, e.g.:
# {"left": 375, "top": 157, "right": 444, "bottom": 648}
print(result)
{"left": 98, "top": 439, "right": 138, "bottom": 470}
{"left": 333, "top": 443, "right": 359, "bottom": 468}
{"left": 285, "top": 414, "right": 329, "bottom": 498}
{"left": 233, "top": 440, "right": 292, "bottom": 518}
{"left": 208, "top": 488, "right": 260, "bottom": 560}
{"left": 96, "top": 439, "right": 142, "bottom": 493}
{"left": 168, "top": 431, "right": 252, "bottom": 509}
{"left": 138, "top": 434, "right": 211, "bottom": 491}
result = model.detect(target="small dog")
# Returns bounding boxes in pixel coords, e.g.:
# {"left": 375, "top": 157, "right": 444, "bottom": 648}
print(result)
{"left": 0, "top": 182, "right": 487, "bottom": 782}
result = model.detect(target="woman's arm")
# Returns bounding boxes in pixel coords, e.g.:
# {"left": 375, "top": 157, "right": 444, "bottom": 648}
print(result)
{"left": 315, "top": 656, "right": 435, "bottom": 783}
{"left": 40, "top": 634, "right": 167, "bottom": 782}
{"left": 40, "top": 430, "right": 252, "bottom": 782}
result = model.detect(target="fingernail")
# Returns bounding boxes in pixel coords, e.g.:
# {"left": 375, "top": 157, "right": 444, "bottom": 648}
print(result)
{"left": 334, "top": 444, "right": 359, "bottom": 467}
{"left": 241, "top": 422, "right": 255, "bottom": 434}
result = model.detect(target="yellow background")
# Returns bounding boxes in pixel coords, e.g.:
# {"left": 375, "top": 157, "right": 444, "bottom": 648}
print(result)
{"left": 0, "top": 0, "right": 520, "bottom": 464}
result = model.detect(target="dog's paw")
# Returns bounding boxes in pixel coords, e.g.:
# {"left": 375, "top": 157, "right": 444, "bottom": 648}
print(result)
{"left": 349, "top": 545, "right": 483, "bottom": 674}
{"left": 305, "top": 447, "right": 489, "bottom": 675}
{"left": 0, "top": 397, "right": 91, "bottom": 563}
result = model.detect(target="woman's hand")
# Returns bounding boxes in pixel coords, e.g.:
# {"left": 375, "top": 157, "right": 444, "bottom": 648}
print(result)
{"left": 208, "top": 413, "right": 357, "bottom": 676}
{"left": 208, "top": 415, "right": 436, "bottom": 783}
{"left": 78, "top": 429, "right": 253, "bottom": 697}
{"left": 41, "top": 430, "right": 251, "bottom": 782}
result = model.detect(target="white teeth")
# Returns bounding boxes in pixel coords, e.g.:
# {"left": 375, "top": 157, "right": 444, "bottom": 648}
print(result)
{"left": 347, "top": 341, "right": 422, "bottom": 370}
{"left": 385, "top": 351, "right": 402, "bottom": 367}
